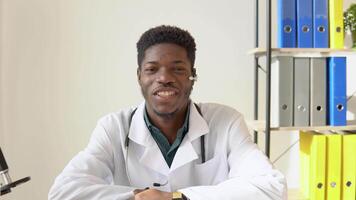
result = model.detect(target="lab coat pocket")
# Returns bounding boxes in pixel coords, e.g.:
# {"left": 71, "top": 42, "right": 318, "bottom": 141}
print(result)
{"left": 194, "top": 154, "right": 228, "bottom": 185}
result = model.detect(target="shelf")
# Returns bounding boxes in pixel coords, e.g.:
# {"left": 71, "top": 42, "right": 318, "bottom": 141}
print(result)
{"left": 248, "top": 48, "right": 356, "bottom": 58}
{"left": 247, "top": 120, "right": 356, "bottom": 132}
{"left": 288, "top": 189, "right": 307, "bottom": 200}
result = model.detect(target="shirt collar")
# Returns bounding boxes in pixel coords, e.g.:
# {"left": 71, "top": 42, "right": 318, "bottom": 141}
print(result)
{"left": 143, "top": 103, "right": 191, "bottom": 134}
{"left": 128, "top": 101, "right": 209, "bottom": 147}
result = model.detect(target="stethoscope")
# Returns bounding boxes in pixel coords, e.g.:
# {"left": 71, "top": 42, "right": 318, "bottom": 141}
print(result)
{"left": 124, "top": 103, "right": 205, "bottom": 187}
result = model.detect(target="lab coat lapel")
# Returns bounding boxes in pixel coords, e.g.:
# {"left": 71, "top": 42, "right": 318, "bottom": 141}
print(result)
{"left": 170, "top": 102, "right": 210, "bottom": 172}
{"left": 128, "top": 102, "right": 170, "bottom": 176}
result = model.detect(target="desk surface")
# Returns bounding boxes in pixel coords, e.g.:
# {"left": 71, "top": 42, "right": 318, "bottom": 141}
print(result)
{"left": 288, "top": 189, "right": 307, "bottom": 200}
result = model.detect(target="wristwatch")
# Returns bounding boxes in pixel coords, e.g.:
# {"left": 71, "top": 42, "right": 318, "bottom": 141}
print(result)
{"left": 172, "top": 192, "right": 188, "bottom": 200}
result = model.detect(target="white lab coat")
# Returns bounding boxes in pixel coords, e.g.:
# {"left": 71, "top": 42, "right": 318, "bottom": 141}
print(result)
{"left": 48, "top": 101, "right": 287, "bottom": 200}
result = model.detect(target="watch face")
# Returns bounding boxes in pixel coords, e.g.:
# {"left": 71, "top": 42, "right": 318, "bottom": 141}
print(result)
{"left": 173, "top": 192, "right": 188, "bottom": 200}
{"left": 173, "top": 192, "right": 182, "bottom": 198}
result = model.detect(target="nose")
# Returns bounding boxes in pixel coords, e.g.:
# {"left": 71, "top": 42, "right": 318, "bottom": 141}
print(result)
{"left": 156, "top": 68, "right": 175, "bottom": 84}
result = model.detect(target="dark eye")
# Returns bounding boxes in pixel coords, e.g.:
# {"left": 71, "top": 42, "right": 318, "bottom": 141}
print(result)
{"left": 144, "top": 66, "right": 157, "bottom": 74}
{"left": 173, "top": 66, "right": 186, "bottom": 74}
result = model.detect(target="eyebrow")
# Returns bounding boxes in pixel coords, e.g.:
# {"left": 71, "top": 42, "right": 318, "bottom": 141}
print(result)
{"left": 172, "top": 60, "right": 186, "bottom": 64}
{"left": 144, "top": 60, "right": 186, "bottom": 65}
{"left": 144, "top": 61, "right": 159, "bottom": 65}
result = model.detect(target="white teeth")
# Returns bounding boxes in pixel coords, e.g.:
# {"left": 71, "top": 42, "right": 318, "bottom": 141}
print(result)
{"left": 157, "top": 91, "right": 175, "bottom": 97}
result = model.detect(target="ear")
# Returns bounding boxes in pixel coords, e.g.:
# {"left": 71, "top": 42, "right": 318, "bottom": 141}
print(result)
{"left": 137, "top": 67, "right": 144, "bottom": 88}
{"left": 191, "top": 68, "right": 197, "bottom": 77}
{"left": 190, "top": 68, "right": 197, "bottom": 86}
{"left": 137, "top": 68, "right": 141, "bottom": 81}
{"left": 191, "top": 68, "right": 197, "bottom": 86}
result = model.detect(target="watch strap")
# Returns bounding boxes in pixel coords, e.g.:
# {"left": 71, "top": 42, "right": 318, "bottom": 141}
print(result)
{"left": 172, "top": 192, "right": 188, "bottom": 200}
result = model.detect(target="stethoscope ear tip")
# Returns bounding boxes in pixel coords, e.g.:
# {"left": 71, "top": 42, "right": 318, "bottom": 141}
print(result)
{"left": 125, "top": 136, "right": 130, "bottom": 147}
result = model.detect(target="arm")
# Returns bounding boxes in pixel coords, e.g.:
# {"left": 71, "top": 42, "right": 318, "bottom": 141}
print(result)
{"left": 132, "top": 189, "right": 172, "bottom": 200}
{"left": 179, "top": 116, "right": 287, "bottom": 200}
{"left": 48, "top": 122, "right": 136, "bottom": 200}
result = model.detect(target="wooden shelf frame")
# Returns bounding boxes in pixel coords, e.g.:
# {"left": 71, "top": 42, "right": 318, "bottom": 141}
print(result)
{"left": 247, "top": 120, "right": 356, "bottom": 132}
{"left": 249, "top": 48, "right": 356, "bottom": 57}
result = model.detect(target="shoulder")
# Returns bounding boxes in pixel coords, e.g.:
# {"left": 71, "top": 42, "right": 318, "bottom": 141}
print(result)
{"left": 194, "top": 102, "right": 251, "bottom": 152}
{"left": 96, "top": 105, "right": 138, "bottom": 131}
{"left": 89, "top": 105, "right": 139, "bottom": 148}
{"left": 194, "top": 102, "right": 246, "bottom": 131}
{"left": 196, "top": 102, "right": 243, "bottom": 121}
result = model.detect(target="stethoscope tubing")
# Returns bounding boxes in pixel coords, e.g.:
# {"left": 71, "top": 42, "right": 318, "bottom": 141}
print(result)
{"left": 124, "top": 103, "right": 205, "bottom": 187}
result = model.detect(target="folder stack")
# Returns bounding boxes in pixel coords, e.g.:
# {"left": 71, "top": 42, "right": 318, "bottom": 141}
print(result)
{"left": 275, "top": 0, "right": 347, "bottom": 127}
{"left": 271, "top": 56, "right": 346, "bottom": 127}
{"left": 277, "top": 0, "right": 343, "bottom": 48}
{"left": 299, "top": 131, "right": 356, "bottom": 200}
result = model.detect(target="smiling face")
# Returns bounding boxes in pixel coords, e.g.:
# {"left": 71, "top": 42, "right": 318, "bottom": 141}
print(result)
{"left": 137, "top": 43, "right": 193, "bottom": 119}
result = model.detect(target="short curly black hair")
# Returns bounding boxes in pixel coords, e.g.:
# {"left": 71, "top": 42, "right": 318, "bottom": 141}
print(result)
{"left": 136, "top": 25, "right": 196, "bottom": 70}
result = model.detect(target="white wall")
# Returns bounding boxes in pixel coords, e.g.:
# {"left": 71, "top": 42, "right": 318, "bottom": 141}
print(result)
{"left": 0, "top": 1, "right": 255, "bottom": 199}
{"left": 1, "top": 0, "right": 355, "bottom": 199}
{"left": 0, "top": 0, "right": 3, "bottom": 148}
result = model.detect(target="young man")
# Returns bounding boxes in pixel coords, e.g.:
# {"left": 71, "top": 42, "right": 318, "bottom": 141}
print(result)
{"left": 49, "top": 25, "right": 287, "bottom": 200}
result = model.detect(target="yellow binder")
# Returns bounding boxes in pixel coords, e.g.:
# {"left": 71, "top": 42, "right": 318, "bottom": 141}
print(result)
{"left": 299, "top": 131, "right": 326, "bottom": 200}
{"left": 309, "top": 133, "right": 326, "bottom": 200}
{"left": 326, "top": 134, "right": 342, "bottom": 200}
{"left": 300, "top": 131, "right": 312, "bottom": 198}
{"left": 342, "top": 133, "right": 356, "bottom": 200}
{"left": 329, "top": 0, "right": 344, "bottom": 48}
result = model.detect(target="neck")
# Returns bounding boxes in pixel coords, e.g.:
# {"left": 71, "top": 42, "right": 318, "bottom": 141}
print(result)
{"left": 147, "top": 103, "right": 189, "bottom": 143}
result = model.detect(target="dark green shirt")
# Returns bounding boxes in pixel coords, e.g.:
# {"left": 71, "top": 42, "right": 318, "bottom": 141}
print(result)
{"left": 143, "top": 105, "right": 190, "bottom": 167}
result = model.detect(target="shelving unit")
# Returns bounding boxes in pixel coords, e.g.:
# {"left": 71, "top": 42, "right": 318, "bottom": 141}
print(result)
{"left": 251, "top": 1, "right": 356, "bottom": 199}
{"left": 251, "top": 0, "right": 356, "bottom": 157}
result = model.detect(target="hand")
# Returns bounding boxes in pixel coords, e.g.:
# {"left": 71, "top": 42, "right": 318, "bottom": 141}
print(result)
{"left": 133, "top": 188, "right": 172, "bottom": 200}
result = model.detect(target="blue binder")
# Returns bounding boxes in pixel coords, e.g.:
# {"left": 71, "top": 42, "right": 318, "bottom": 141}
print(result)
{"left": 313, "top": 0, "right": 329, "bottom": 47}
{"left": 327, "top": 57, "right": 347, "bottom": 126}
{"left": 297, "top": 0, "right": 313, "bottom": 47}
{"left": 277, "top": 0, "right": 296, "bottom": 47}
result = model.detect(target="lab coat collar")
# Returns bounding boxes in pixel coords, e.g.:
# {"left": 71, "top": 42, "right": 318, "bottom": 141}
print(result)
{"left": 128, "top": 101, "right": 210, "bottom": 175}
{"left": 170, "top": 101, "right": 210, "bottom": 171}
{"left": 186, "top": 101, "right": 210, "bottom": 141}
{"left": 128, "top": 102, "right": 152, "bottom": 147}
{"left": 128, "top": 102, "right": 170, "bottom": 175}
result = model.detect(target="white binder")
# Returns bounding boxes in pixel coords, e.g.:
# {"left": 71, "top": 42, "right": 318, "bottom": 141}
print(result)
{"left": 271, "top": 56, "right": 294, "bottom": 127}
{"left": 310, "top": 58, "right": 327, "bottom": 126}
{"left": 294, "top": 58, "right": 310, "bottom": 126}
